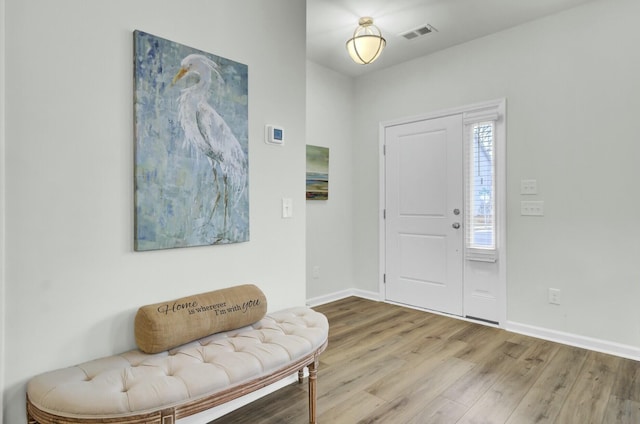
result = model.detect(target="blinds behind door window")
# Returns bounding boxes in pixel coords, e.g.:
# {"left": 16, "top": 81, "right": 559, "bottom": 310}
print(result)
{"left": 463, "top": 109, "right": 499, "bottom": 262}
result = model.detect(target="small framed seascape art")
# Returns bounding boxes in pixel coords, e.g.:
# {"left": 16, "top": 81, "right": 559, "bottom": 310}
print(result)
{"left": 306, "top": 145, "right": 329, "bottom": 200}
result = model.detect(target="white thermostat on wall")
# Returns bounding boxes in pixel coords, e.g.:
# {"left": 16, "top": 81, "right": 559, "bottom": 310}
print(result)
{"left": 265, "top": 125, "right": 284, "bottom": 146}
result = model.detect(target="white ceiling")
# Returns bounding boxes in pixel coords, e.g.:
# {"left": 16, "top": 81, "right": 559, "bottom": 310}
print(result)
{"left": 307, "top": 0, "right": 596, "bottom": 77}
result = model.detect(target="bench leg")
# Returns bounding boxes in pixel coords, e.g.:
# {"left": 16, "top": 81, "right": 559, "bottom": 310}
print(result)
{"left": 26, "top": 400, "right": 38, "bottom": 424}
{"left": 161, "top": 408, "right": 176, "bottom": 424}
{"left": 308, "top": 358, "right": 319, "bottom": 424}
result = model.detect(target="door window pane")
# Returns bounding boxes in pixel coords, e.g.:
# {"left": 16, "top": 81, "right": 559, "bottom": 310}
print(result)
{"left": 469, "top": 122, "right": 495, "bottom": 249}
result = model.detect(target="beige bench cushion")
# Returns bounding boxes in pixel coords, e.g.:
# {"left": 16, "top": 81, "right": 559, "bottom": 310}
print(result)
{"left": 27, "top": 307, "right": 328, "bottom": 419}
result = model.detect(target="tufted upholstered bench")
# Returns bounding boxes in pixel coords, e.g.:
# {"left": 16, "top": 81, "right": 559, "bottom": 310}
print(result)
{"left": 26, "top": 285, "right": 329, "bottom": 424}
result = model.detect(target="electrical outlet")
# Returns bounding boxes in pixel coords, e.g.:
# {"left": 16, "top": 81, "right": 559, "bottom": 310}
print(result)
{"left": 521, "top": 200, "right": 544, "bottom": 216}
{"left": 548, "top": 288, "right": 561, "bottom": 305}
{"left": 312, "top": 266, "right": 320, "bottom": 279}
{"left": 521, "top": 179, "right": 538, "bottom": 195}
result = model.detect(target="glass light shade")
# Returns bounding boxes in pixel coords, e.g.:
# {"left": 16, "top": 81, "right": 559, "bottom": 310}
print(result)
{"left": 346, "top": 18, "right": 386, "bottom": 65}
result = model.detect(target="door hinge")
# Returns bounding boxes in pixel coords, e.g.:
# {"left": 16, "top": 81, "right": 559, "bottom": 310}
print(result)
{"left": 383, "top": 144, "right": 386, "bottom": 155}
{"left": 383, "top": 209, "right": 386, "bottom": 219}
{"left": 383, "top": 274, "right": 386, "bottom": 283}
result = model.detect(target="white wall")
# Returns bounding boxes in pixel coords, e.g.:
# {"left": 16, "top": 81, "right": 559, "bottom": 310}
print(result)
{"left": 0, "top": 0, "right": 7, "bottom": 420}
{"left": 2, "top": 1, "right": 307, "bottom": 423}
{"left": 352, "top": 0, "right": 640, "bottom": 348}
{"left": 305, "top": 62, "right": 355, "bottom": 300}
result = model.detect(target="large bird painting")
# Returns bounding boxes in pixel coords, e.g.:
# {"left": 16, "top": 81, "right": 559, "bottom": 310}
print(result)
{"left": 134, "top": 31, "right": 249, "bottom": 251}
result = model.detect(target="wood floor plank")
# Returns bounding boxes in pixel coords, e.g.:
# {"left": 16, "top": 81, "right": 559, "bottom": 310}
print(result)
{"left": 365, "top": 339, "right": 469, "bottom": 402}
{"left": 210, "top": 298, "right": 640, "bottom": 424}
{"left": 456, "top": 340, "right": 560, "bottom": 424}
{"left": 211, "top": 381, "right": 307, "bottom": 424}
{"left": 399, "top": 314, "right": 473, "bottom": 356}
{"left": 318, "top": 391, "right": 386, "bottom": 423}
{"left": 452, "top": 327, "right": 517, "bottom": 364}
{"left": 609, "top": 358, "right": 640, "bottom": 402}
{"left": 318, "top": 303, "right": 422, "bottom": 365}
{"left": 359, "top": 357, "right": 475, "bottom": 424}
{"left": 405, "top": 396, "right": 468, "bottom": 424}
{"left": 440, "top": 340, "right": 527, "bottom": 407}
{"left": 555, "top": 351, "right": 619, "bottom": 424}
{"left": 602, "top": 398, "right": 640, "bottom": 424}
{"left": 506, "top": 345, "right": 587, "bottom": 424}
{"left": 316, "top": 354, "right": 408, "bottom": 415}
{"left": 601, "top": 356, "right": 640, "bottom": 424}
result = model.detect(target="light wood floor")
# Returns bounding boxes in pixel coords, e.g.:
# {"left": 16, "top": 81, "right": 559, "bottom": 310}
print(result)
{"left": 211, "top": 297, "right": 640, "bottom": 423}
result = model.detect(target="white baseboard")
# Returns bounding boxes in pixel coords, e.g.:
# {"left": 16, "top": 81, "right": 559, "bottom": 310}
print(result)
{"left": 306, "top": 288, "right": 380, "bottom": 307}
{"left": 307, "top": 289, "right": 640, "bottom": 361}
{"left": 506, "top": 321, "right": 640, "bottom": 361}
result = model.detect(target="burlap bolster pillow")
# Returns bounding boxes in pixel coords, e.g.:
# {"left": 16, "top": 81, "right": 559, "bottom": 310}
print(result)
{"left": 134, "top": 284, "right": 267, "bottom": 353}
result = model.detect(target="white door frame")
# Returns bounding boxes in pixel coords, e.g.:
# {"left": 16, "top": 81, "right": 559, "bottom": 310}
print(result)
{"left": 379, "top": 99, "right": 507, "bottom": 327}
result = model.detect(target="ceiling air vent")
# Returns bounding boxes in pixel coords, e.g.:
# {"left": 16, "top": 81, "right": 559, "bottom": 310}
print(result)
{"left": 400, "top": 24, "right": 437, "bottom": 40}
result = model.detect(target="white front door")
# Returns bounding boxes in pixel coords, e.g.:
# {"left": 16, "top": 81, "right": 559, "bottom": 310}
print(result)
{"left": 384, "top": 114, "right": 464, "bottom": 315}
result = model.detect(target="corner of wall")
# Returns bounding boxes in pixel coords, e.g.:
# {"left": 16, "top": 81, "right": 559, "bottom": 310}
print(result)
{"left": 305, "top": 61, "right": 358, "bottom": 300}
{"left": 0, "top": 0, "right": 7, "bottom": 420}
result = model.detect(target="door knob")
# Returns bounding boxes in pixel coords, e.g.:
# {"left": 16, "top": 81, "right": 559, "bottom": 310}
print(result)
{"left": 452, "top": 222, "right": 461, "bottom": 229}
{"left": 453, "top": 208, "right": 460, "bottom": 215}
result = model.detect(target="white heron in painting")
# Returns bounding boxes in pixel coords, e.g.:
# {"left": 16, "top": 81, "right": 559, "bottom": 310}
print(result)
{"left": 172, "top": 54, "right": 247, "bottom": 240}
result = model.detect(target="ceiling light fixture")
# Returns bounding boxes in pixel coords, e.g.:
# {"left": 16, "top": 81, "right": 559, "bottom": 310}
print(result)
{"left": 346, "top": 17, "right": 386, "bottom": 65}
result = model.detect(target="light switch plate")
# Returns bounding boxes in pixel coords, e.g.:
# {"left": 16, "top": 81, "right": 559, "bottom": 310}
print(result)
{"left": 282, "top": 198, "right": 293, "bottom": 218}
{"left": 521, "top": 200, "right": 544, "bottom": 216}
{"left": 521, "top": 179, "right": 537, "bottom": 195}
